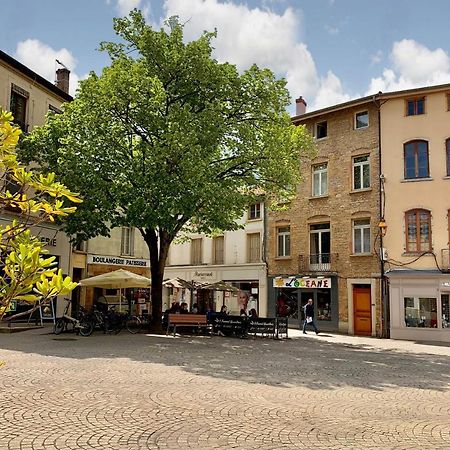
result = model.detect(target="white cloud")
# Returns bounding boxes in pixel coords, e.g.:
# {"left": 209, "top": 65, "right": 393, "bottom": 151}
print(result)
{"left": 14, "top": 39, "right": 81, "bottom": 96}
{"left": 367, "top": 39, "right": 450, "bottom": 94}
{"left": 311, "top": 71, "right": 352, "bottom": 110}
{"left": 370, "top": 50, "right": 383, "bottom": 65}
{"left": 116, "top": 0, "right": 142, "bottom": 16}
{"left": 159, "top": 0, "right": 350, "bottom": 111}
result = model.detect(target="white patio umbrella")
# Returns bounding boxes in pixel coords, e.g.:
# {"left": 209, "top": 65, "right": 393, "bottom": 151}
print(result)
{"left": 79, "top": 269, "right": 151, "bottom": 311}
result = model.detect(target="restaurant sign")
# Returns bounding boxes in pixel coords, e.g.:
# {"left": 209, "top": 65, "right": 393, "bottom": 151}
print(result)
{"left": 273, "top": 277, "right": 331, "bottom": 289}
{"left": 87, "top": 254, "right": 150, "bottom": 268}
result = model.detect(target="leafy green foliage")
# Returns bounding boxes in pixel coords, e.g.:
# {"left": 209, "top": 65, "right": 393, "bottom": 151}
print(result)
{"left": 0, "top": 110, "right": 80, "bottom": 320}
{"left": 21, "top": 11, "right": 315, "bottom": 325}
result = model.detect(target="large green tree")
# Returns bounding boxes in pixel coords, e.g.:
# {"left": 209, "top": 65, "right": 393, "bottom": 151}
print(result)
{"left": 22, "top": 11, "right": 314, "bottom": 329}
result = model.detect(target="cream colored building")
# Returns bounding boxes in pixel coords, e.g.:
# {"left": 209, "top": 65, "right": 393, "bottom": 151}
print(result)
{"left": 380, "top": 84, "right": 450, "bottom": 342}
{"left": 164, "top": 203, "right": 267, "bottom": 316}
{"left": 0, "top": 50, "right": 72, "bottom": 318}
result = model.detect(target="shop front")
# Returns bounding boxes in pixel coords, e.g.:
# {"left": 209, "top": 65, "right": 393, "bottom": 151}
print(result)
{"left": 387, "top": 269, "right": 450, "bottom": 342}
{"left": 163, "top": 264, "right": 267, "bottom": 316}
{"left": 85, "top": 254, "right": 151, "bottom": 315}
{"left": 269, "top": 276, "right": 339, "bottom": 331}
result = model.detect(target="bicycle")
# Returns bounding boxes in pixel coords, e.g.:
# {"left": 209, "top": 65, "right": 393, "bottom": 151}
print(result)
{"left": 54, "top": 299, "right": 93, "bottom": 337}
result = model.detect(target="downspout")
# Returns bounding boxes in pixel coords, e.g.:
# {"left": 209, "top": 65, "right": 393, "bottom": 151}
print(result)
{"left": 375, "top": 93, "right": 389, "bottom": 338}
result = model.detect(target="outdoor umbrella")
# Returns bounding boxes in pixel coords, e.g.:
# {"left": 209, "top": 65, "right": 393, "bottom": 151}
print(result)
{"left": 199, "top": 280, "right": 239, "bottom": 292}
{"left": 79, "top": 269, "right": 151, "bottom": 310}
{"left": 163, "top": 277, "right": 198, "bottom": 290}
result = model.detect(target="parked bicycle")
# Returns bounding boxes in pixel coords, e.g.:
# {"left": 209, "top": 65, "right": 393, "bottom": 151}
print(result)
{"left": 54, "top": 298, "right": 93, "bottom": 337}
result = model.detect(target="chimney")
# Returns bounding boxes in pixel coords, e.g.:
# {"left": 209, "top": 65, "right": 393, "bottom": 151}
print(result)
{"left": 295, "top": 96, "right": 307, "bottom": 115}
{"left": 56, "top": 67, "right": 70, "bottom": 94}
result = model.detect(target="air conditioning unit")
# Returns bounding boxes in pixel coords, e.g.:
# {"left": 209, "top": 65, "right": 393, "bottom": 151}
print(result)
{"left": 379, "top": 248, "right": 388, "bottom": 261}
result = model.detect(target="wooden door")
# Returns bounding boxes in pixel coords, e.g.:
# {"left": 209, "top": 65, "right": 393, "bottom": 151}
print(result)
{"left": 353, "top": 287, "right": 372, "bottom": 336}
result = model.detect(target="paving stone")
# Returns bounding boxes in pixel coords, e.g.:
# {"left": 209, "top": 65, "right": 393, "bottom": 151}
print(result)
{"left": 0, "top": 328, "right": 450, "bottom": 449}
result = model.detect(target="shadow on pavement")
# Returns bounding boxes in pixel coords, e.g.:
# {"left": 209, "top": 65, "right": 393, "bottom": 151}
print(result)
{"left": 1, "top": 327, "right": 450, "bottom": 392}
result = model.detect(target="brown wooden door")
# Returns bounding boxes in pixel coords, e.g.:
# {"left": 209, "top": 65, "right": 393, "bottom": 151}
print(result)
{"left": 353, "top": 287, "right": 372, "bottom": 336}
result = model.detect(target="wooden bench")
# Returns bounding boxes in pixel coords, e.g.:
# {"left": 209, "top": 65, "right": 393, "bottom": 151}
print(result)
{"left": 166, "top": 313, "right": 210, "bottom": 336}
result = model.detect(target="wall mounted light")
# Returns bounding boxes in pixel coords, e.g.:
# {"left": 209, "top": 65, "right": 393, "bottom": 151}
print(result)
{"left": 378, "top": 219, "right": 387, "bottom": 236}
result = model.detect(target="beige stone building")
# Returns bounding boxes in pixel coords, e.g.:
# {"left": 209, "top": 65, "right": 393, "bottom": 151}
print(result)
{"left": 267, "top": 97, "right": 383, "bottom": 336}
{"left": 0, "top": 49, "right": 72, "bottom": 319}
{"left": 380, "top": 84, "right": 450, "bottom": 342}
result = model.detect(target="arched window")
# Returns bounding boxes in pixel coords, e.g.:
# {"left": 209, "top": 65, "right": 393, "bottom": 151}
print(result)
{"left": 404, "top": 140, "right": 429, "bottom": 179}
{"left": 405, "top": 209, "right": 431, "bottom": 253}
{"left": 446, "top": 139, "right": 450, "bottom": 177}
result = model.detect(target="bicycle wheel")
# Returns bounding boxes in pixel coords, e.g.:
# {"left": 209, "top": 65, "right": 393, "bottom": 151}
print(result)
{"left": 78, "top": 319, "right": 94, "bottom": 337}
{"left": 54, "top": 318, "right": 65, "bottom": 335}
{"left": 126, "top": 316, "right": 142, "bottom": 334}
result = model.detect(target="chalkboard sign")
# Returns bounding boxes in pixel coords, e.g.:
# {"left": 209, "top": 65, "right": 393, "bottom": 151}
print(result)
{"left": 213, "top": 315, "right": 246, "bottom": 330}
{"left": 276, "top": 317, "right": 288, "bottom": 338}
{"left": 248, "top": 318, "right": 275, "bottom": 335}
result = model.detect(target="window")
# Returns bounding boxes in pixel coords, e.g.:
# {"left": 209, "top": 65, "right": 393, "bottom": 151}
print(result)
{"left": 310, "top": 223, "right": 331, "bottom": 268}
{"left": 191, "top": 238, "right": 203, "bottom": 265}
{"left": 312, "top": 163, "right": 328, "bottom": 196}
{"left": 404, "top": 297, "right": 437, "bottom": 328}
{"left": 446, "top": 139, "right": 450, "bottom": 176}
{"left": 315, "top": 121, "right": 327, "bottom": 139}
{"left": 248, "top": 203, "right": 261, "bottom": 220}
{"left": 442, "top": 294, "right": 449, "bottom": 328}
{"left": 355, "top": 111, "right": 369, "bottom": 129}
{"left": 404, "top": 140, "right": 429, "bottom": 179}
{"left": 247, "top": 233, "right": 261, "bottom": 263}
{"left": 406, "top": 97, "right": 425, "bottom": 116}
{"left": 353, "top": 155, "right": 370, "bottom": 190}
{"left": 405, "top": 209, "right": 431, "bottom": 253}
{"left": 447, "top": 94, "right": 450, "bottom": 111}
{"left": 277, "top": 226, "right": 290, "bottom": 257}
{"left": 48, "top": 104, "right": 62, "bottom": 114}
{"left": 10, "top": 84, "right": 29, "bottom": 132}
{"left": 353, "top": 219, "right": 371, "bottom": 254}
{"left": 212, "top": 236, "right": 224, "bottom": 265}
{"left": 121, "top": 227, "right": 134, "bottom": 256}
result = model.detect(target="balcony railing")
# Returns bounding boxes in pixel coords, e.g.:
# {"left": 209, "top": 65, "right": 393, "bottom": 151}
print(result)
{"left": 298, "top": 253, "right": 339, "bottom": 273}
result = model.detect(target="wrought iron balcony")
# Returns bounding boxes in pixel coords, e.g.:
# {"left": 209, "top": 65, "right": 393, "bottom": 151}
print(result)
{"left": 298, "top": 253, "right": 339, "bottom": 273}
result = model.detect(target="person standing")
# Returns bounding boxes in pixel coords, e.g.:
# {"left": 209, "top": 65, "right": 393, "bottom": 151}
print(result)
{"left": 303, "top": 298, "right": 319, "bottom": 334}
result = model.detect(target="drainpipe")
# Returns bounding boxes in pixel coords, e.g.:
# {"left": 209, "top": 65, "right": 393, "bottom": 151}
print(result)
{"left": 375, "top": 93, "right": 389, "bottom": 338}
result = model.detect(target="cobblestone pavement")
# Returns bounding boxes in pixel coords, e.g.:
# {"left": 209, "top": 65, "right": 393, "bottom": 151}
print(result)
{"left": 1, "top": 328, "right": 450, "bottom": 450}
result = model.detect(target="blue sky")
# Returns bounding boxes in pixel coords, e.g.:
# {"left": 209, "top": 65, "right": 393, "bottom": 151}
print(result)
{"left": 2, "top": 0, "right": 450, "bottom": 111}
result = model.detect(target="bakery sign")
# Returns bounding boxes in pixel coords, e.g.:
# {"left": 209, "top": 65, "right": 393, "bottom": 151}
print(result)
{"left": 273, "top": 277, "right": 331, "bottom": 289}
{"left": 87, "top": 254, "right": 150, "bottom": 268}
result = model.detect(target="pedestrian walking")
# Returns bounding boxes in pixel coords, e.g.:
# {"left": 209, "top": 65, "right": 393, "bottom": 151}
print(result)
{"left": 303, "top": 298, "right": 319, "bottom": 334}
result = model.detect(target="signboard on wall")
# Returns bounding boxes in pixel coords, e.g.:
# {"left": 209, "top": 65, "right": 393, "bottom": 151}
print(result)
{"left": 273, "top": 277, "right": 332, "bottom": 289}
{"left": 87, "top": 254, "right": 150, "bottom": 268}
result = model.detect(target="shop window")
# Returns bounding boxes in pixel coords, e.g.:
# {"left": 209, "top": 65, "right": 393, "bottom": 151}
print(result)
{"left": 404, "top": 140, "right": 429, "bottom": 179}
{"left": 248, "top": 203, "right": 261, "bottom": 220}
{"left": 316, "top": 289, "right": 332, "bottom": 321}
{"left": 10, "top": 84, "right": 29, "bottom": 132}
{"left": 442, "top": 294, "right": 450, "bottom": 328}
{"left": 121, "top": 226, "right": 134, "bottom": 256}
{"left": 406, "top": 97, "right": 425, "bottom": 116}
{"left": 405, "top": 209, "right": 431, "bottom": 253}
{"left": 191, "top": 238, "right": 203, "bottom": 265}
{"left": 355, "top": 111, "right": 369, "bottom": 129}
{"left": 353, "top": 155, "right": 370, "bottom": 190}
{"left": 404, "top": 297, "right": 437, "bottom": 328}
{"left": 212, "top": 236, "right": 224, "bottom": 265}
{"left": 315, "top": 121, "right": 327, "bottom": 139}
{"left": 247, "top": 232, "right": 260, "bottom": 263}
{"left": 277, "top": 226, "right": 290, "bottom": 257}
{"left": 276, "top": 289, "right": 298, "bottom": 319}
{"left": 353, "top": 219, "right": 371, "bottom": 254}
{"left": 312, "top": 163, "right": 328, "bottom": 196}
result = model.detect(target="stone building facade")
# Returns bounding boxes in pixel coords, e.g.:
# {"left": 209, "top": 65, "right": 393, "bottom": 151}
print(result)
{"left": 268, "top": 97, "right": 383, "bottom": 336}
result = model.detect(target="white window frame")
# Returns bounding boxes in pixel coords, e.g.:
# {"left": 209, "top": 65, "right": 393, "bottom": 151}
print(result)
{"left": 355, "top": 111, "right": 369, "bottom": 129}
{"left": 248, "top": 203, "right": 262, "bottom": 220}
{"left": 353, "top": 219, "right": 371, "bottom": 254}
{"left": 352, "top": 155, "right": 370, "bottom": 190}
{"left": 312, "top": 163, "right": 328, "bottom": 197}
{"left": 191, "top": 238, "right": 203, "bottom": 265}
{"left": 121, "top": 226, "right": 134, "bottom": 256}
{"left": 277, "top": 226, "right": 291, "bottom": 257}
{"left": 247, "top": 232, "right": 261, "bottom": 263}
{"left": 212, "top": 236, "right": 224, "bottom": 265}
